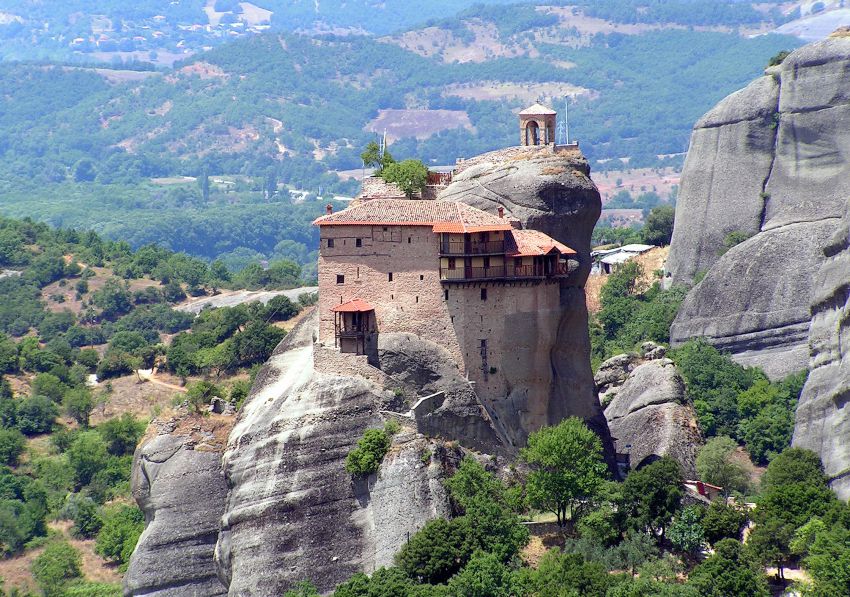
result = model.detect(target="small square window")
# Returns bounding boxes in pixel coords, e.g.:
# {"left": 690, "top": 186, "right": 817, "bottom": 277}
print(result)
{"left": 481, "top": 288, "right": 487, "bottom": 301}
{"left": 388, "top": 272, "right": 393, "bottom": 282}
{"left": 327, "top": 238, "right": 334, "bottom": 248}
{"left": 356, "top": 238, "right": 362, "bottom": 247}
{"left": 336, "top": 274, "right": 344, "bottom": 284}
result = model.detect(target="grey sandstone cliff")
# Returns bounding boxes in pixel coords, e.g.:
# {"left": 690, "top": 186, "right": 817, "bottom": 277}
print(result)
{"left": 124, "top": 418, "right": 230, "bottom": 596}
{"left": 439, "top": 144, "right": 614, "bottom": 460}
{"left": 668, "top": 36, "right": 850, "bottom": 378}
{"left": 600, "top": 353, "right": 702, "bottom": 478}
{"left": 793, "top": 211, "right": 850, "bottom": 499}
{"left": 214, "top": 311, "right": 461, "bottom": 595}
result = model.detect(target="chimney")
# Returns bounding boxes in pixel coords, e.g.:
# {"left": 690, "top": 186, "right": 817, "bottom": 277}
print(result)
{"left": 326, "top": 203, "right": 333, "bottom": 215}
{"left": 497, "top": 206, "right": 504, "bottom": 218}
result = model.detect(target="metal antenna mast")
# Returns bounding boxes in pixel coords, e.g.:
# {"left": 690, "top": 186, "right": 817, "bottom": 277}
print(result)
{"left": 556, "top": 98, "right": 570, "bottom": 145}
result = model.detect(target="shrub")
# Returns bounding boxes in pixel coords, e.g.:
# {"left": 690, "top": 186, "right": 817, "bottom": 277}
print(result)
{"left": 66, "top": 494, "right": 103, "bottom": 539}
{"left": 95, "top": 504, "right": 144, "bottom": 568}
{"left": 31, "top": 540, "right": 82, "bottom": 597}
{"left": 345, "top": 428, "right": 392, "bottom": 476}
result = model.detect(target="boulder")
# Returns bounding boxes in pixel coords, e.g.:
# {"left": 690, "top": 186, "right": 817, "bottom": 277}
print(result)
{"left": 667, "top": 36, "right": 850, "bottom": 379}
{"left": 124, "top": 419, "right": 230, "bottom": 597}
{"left": 603, "top": 359, "right": 701, "bottom": 478}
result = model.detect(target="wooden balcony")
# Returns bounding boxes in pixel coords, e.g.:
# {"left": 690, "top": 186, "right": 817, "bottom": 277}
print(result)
{"left": 440, "top": 240, "right": 505, "bottom": 256}
{"left": 440, "top": 263, "right": 570, "bottom": 282}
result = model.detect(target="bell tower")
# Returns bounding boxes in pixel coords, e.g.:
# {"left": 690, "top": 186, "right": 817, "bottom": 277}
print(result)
{"left": 519, "top": 103, "right": 557, "bottom": 146}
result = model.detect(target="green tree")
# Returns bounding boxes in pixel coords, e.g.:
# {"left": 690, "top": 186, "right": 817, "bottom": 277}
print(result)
{"left": 746, "top": 516, "right": 795, "bottom": 581}
{"left": 91, "top": 278, "right": 133, "bottom": 319}
{"left": 444, "top": 457, "right": 507, "bottom": 512}
{"left": 97, "top": 413, "right": 145, "bottom": 456}
{"left": 687, "top": 539, "right": 769, "bottom": 597}
{"left": 695, "top": 437, "right": 749, "bottom": 496}
{"left": 31, "top": 373, "right": 65, "bottom": 403}
{"left": 446, "top": 551, "right": 517, "bottom": 597}
{"left": 31, "top": 540, "right": 82, "bottom": 597}
{"left": 67, "top": 431, "right": 108, "bottom": 487}
{"left": 15, "top": 395, "right": 58, "bottom": 435}
{"left": 642, "top": 205, "right": 675, "bottom": 246}
{"left": 532, "top": 550, "right": 614, "bottom": 597}
{"left": 0, "top": 428, "right": 25, "bottom": 466}
{"left": 620, "top": 457, "right": 683, "bottom": 540}
{"left": 700, "top": 500, "right": 748, "bottom": 545}
{"left": 381, "top": 159, "right": 428, "bottom": 198}
{"left": 395, "top": 517, "right": 466, "bottom": 584}
{"left": 668, "top": 506, "right": 705, "bottom": 558}
{"left": 283, "top": 581, "right": 319, "bottom": 597}
{"left": 63, "top": 387, "right": 95, "bottom": 427}
{"left": 73, "top": 159, "right": 97, "bottom": 183}
{"left": 520, "top": 417, "right": 607, "bottom": 527}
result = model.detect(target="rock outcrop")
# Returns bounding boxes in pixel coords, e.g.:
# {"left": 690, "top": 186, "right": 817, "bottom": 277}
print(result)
{"left": 793, "top": 211, "right": 850, "bottom": 499}
{"left": 439, "top": 144, "right": 613, "bottom": 461}
{"left": 124, "top": 417, "right": 231, "bottom": 597}
{"left": 214, "top": 312, "right": 460, "bottom": 595}
{"left": 440, "top": 144, "right": 600, "bottom": 284}
{"left": 667, "top": 36, "right": 850, "bottom": 378}
{"left": 600, "top": 353, "right": 702, "bottom": 478}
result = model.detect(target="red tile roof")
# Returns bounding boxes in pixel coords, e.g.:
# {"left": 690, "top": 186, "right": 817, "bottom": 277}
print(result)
{"left": 506, "top": 229, "right": 577, "bottom": 257}
{"left": 331, "top": 298, "right": 375, "bottom": 313}
{"left": 314, "top": 199, "right": 513, "bottom": 233}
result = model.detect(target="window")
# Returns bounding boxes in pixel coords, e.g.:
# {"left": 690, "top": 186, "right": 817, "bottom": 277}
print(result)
{"left": 388, "top": 272, "right": 393, "bottom": 282}
{"left": 408, "top": 237, "right": 412, "bottom": 244}
{"left": 327, "top": 238, "right": 334, "bottom": 248}
{"left": 444, "top": 289, "right": 449, "bottom": 301}
{"left": 336, "top": 274, "right": 344, "bottom": 284}
{"left": 415, "top": 296, "right": 419, "bottom": 303}
{"left": 355, "top": 238, "right": 362, "bottom": 247}
{"left": 420, "top": 274, "right": 424, "bottom": 281}
{"left": 481, "top": 288, "right": 487, "bottom": 301}
{"left": 448, "top": 258, "right": 456, "bottom": 270}
{"left": 483, "top": 256, "right": 490, "bottom": 268}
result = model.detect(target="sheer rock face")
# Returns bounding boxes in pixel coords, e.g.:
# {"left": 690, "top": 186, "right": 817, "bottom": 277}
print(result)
{"left": 602, "top": 357, "right": 702, "bottom": 478}
{"left": 793, "top": 218, "right": 850, "bottom": 499}
{"left": 213, "top": 312, "right": 457, "bottom": 595}
{"left": 668, "top": 37, "right": 850, "bottom": 378}
{"left": 124, "top": 422, "right": 230, "bottom": 597}
{"left": 439, "top": 145, "right": 614, "bottom": 464}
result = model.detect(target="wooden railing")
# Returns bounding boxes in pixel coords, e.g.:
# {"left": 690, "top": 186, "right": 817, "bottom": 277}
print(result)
{"left": 440, "top": 262, "right": 571, "bottom": 281}
{"left": 440, "top": 240, "right": 505, "bottom": 255}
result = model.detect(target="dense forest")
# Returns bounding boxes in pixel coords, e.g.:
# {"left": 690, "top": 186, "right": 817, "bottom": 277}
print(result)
{"left": 0, "top": 19, "right": 798, "bottom": 266}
